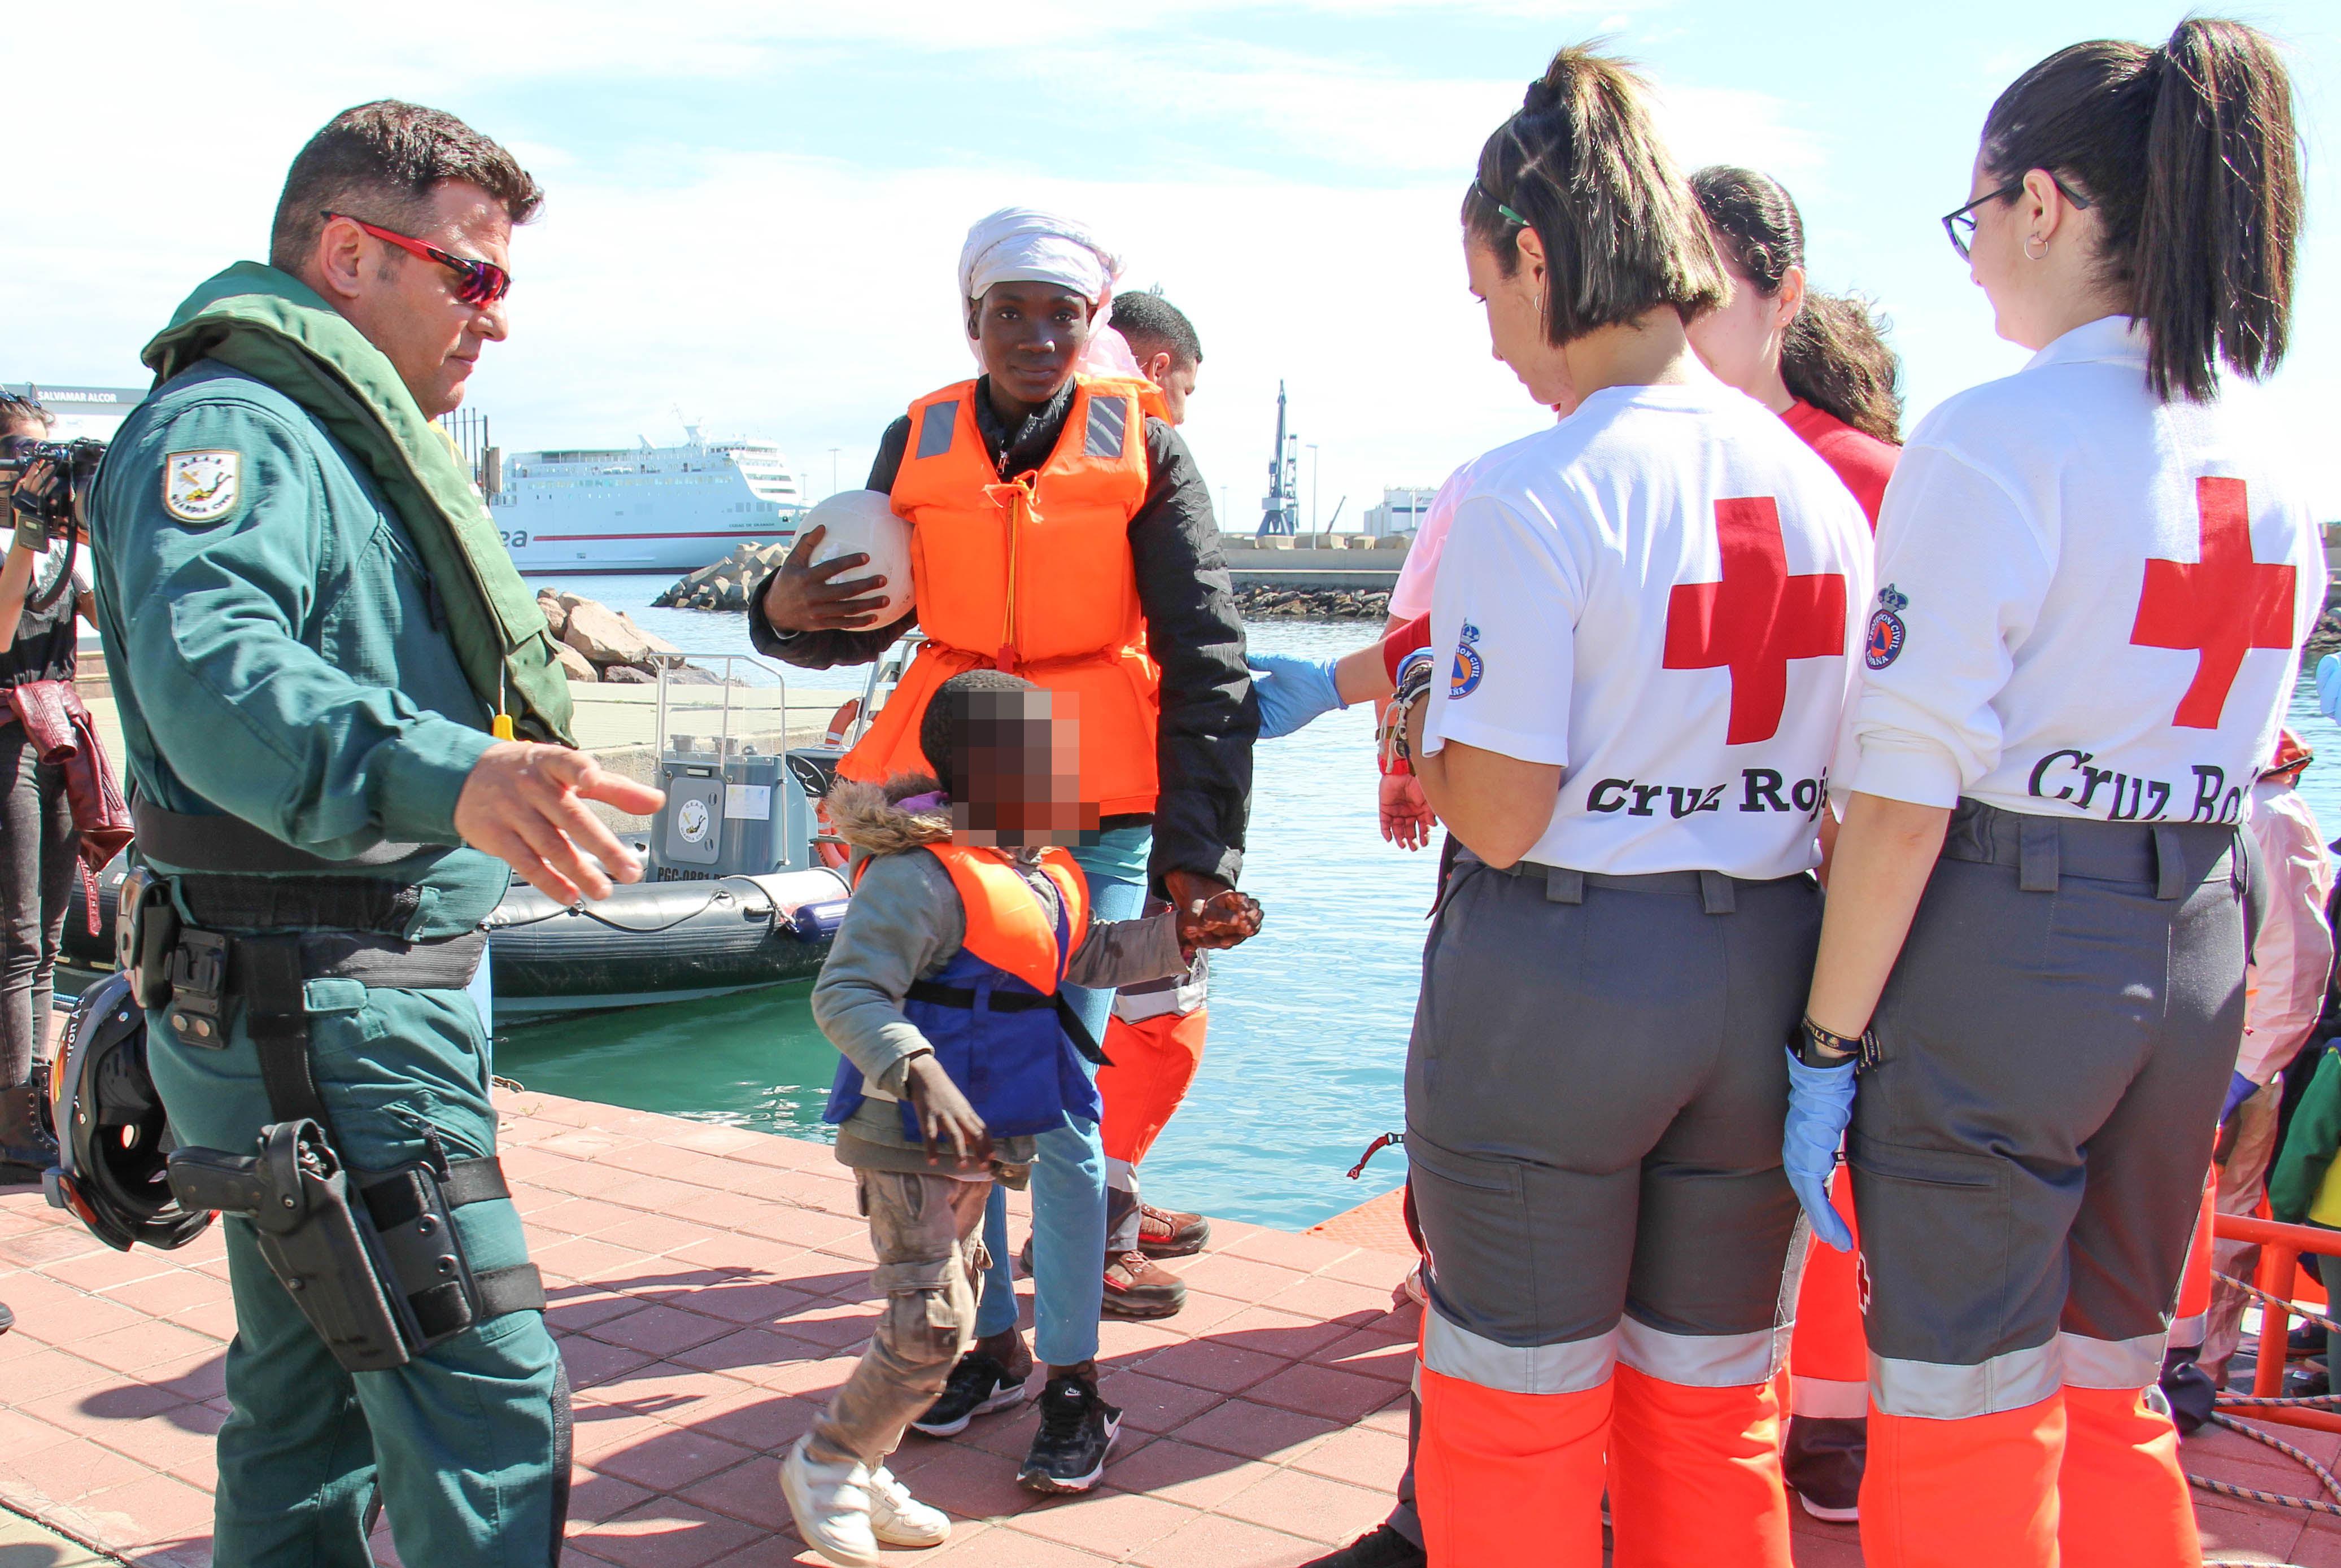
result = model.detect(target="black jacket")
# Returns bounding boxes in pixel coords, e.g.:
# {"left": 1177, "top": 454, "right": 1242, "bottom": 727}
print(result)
{"left": 749, "top": 377, "right": 1255, "bottom": 889}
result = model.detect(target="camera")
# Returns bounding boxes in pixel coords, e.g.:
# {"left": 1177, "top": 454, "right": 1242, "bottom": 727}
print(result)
{"left": 1, "top": 436, "right": 105, "bottom": 552}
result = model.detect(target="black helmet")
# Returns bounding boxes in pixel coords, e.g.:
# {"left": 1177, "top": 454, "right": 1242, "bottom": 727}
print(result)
{"left": 43, "top": 972, "right": 212, "bottom": 1252}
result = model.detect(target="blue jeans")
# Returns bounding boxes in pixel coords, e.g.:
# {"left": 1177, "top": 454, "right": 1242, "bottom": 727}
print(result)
{"left": 974, "top": 826, "right": 1151, "bottom": 1362}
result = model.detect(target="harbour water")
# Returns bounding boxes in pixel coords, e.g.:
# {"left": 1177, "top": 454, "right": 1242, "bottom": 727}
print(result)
{"left": 504, "top": 572, "right": 2341, "bottom": 1230}
{"left": 503, "top": 573, "right": 1432, "bottom": 1230}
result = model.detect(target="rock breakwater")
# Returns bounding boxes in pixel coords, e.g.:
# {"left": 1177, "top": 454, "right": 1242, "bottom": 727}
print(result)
{"left": 655, "top": 542, "right": 786, "bottom": 613}
{"left": 1235, "top": 586, "right": 1392, "bottom": 621}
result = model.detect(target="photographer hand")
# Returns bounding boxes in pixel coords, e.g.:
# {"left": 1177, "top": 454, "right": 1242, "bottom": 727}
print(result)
{"left": 903, "top": 1054, "right": 991, "bottom": 1163}
{"left": 1175, "top": 889, "right": 1263, "bottom": 956}
{"left": 455, "top": 744, "right": 668, "bottom": 904}
{"left": 758, "top": 524, "right": 893, "bottom": 634}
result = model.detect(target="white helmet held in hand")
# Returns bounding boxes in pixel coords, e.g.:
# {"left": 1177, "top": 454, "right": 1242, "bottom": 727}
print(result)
{"left": 804, "top": 490, "right": 914, "bottom": 621}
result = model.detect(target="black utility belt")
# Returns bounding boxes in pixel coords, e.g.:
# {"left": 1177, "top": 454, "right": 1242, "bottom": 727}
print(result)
{"left": 154, "top": 928, "right": 486, "bottom": 1047}
{"left": 116, "top": 864, "right": 485, "bottom": 1036}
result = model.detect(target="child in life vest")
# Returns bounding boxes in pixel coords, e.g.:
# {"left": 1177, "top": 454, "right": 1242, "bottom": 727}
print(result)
{"left": 781, "top": 670, "right": 1261, "bottom": 1568}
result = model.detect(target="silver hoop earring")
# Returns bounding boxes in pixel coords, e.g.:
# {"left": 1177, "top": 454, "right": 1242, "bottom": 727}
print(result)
{"left": 2024, "top": 235, "right": 2049, "bottom": 261}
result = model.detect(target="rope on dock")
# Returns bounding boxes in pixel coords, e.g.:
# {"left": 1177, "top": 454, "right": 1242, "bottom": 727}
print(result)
{"left": 2174, "top": 1270, "right": 2341, "bottom": 1561}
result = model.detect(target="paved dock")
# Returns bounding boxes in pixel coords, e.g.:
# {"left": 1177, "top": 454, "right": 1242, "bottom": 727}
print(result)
{"left": 1, "top": 1091, "right": 2334, "bottom": 1566}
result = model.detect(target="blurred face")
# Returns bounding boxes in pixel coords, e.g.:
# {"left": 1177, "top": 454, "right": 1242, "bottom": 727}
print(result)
{"left": 1466, "top": 233, "right": 1576, "bottom": 408}
{"left": 1685, "top": 245, "right": 1801, "bottom": 403}
{"left": 1135, "top": 347, "right": 1199, "bottom": 425}
{"left": 970, "top": 282, "right": 1096, "bottom": 412}
{"left": 308, "top": 180, "right": 512, "bottom": 418}
{"left": 951, "top": 688, "right": 1099, "bottom": 848}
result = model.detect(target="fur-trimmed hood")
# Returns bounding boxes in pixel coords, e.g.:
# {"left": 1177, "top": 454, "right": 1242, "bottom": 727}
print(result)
{"left": 826, "top": 774, "right": 953, "bottom": 856}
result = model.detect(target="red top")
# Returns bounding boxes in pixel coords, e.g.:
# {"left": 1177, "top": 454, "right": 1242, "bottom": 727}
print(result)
{"left": 1780, "top": 399, "right": 1899, "bottom": 530}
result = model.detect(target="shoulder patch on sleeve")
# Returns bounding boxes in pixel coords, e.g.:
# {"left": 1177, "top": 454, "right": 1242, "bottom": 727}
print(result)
{"left": 162, "top": 450, "right": 241, "bottom": 525}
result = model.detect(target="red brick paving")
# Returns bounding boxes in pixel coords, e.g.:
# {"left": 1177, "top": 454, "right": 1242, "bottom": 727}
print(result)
{"left": 0, "top": 1088, "right": 2329, "bottom": 1566}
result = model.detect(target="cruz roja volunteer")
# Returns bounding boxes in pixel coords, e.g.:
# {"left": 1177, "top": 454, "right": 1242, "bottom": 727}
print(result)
{"left": 749, "top": 209, "right": 1255, "bottom": 1492}
{"left": 1788, "top": 20, "right": 2316, "bottom": 1568}
{"left": 88, "top": 102, "right": 661, "bottom": 1567}
{"left": 1391, "top": 47, "right": 1871, "bottom": 1567}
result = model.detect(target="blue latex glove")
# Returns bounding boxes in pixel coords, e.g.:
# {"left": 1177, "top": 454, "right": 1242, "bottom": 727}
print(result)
{"left": 1783, "top": 1049, "right": 1858, "bottom": 1253}
{"left": 2320, "top": 653, "right": 2341, "bottom": 724}
{"left": 2220, "top": 1068, "right": 2259, "bottom": 1125}
{"left": 1248, "top": 653, "right": 1345, "bottom": 740}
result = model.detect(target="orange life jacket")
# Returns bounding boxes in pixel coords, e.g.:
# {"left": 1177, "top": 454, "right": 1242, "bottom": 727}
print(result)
{"left": 925, "top": 842, "right": 1089, "bottom": 993}
{"left": 850, "top": 841, "right": 1090, "bottom": 993}
{"left": 838, "top": 375, "right": 1167, "bottom": 816}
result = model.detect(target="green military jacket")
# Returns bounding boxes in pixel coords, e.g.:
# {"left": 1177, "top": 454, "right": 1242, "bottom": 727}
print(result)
{"left": 91, "top": 360, "right": 510, "bottom": 936}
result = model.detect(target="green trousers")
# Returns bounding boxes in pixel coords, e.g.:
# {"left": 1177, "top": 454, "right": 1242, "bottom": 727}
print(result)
{"left": 147, "top": 976, "right": 568, "bottom": 1568}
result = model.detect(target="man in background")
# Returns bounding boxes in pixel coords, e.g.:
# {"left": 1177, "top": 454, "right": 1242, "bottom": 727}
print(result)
{"left": 1088, "top": 290, "right": 1219, "bottom": 1317}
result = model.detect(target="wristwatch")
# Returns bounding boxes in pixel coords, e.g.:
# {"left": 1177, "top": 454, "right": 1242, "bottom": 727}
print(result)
{"left": 1793, "top": 1015, "right": 1873, "bottom": 1071}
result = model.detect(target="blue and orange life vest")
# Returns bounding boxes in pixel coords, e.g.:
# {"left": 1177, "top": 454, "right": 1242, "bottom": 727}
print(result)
{"left": 836, "top": 375, "right": 1169, "bottom": 816}
{"left": 823, "top": 842, "right": 1106, "bottom": 1142}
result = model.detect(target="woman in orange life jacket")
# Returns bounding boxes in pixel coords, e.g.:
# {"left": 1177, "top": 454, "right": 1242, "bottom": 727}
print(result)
{"left": 1684, "top": 165, "right": 1904, "bottom": 1528}
{"left": 1785, "top": 20, "right": 2315, "bottom": 1568}
{"left": 1397, "top": 45, "right": 1870, "bottom": 1568}
{"left": 748, "top": 208, "right": 1256, "bottom": 1495}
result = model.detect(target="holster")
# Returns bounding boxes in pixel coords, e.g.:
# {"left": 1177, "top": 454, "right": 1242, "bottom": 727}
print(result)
{"left": 143, "top": 872, "right": 530, "bottom": 1374}
{"left": 167, "top": 1120, "right": 540, "bottom": 1374}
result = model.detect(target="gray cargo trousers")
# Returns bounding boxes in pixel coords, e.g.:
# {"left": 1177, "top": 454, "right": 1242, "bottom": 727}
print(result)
{"left": 1403, "top": 855, "right": 1819, "bottom": 1562}
{"left": 1406, "top": 855, "right": 1817, "bottom": 1383}
{"left": 1853, "top": 800, "right": 2248, "bottom": 1414}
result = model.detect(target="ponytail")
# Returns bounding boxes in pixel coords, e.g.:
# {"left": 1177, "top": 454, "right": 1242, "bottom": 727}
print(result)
{"left": 1690, "top": 165, "right": 1903, "bottom": 442}
{"left": 1981, "top": 18, "right": 2302, "bottom": 403}
{"left": 1462, "top": 45, "right": 1725, "bottom": 345}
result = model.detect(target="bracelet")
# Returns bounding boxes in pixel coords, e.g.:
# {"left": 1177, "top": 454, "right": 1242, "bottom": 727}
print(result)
{"left": 1794, "top": 1015, "right": 1875, "bottom": 1071}
{"left": 1376, "top": 649, "right": 1437, "bottom": 775}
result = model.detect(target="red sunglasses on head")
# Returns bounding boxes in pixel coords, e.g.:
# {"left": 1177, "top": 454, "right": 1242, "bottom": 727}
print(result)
{"left": 322, "top": 210, "right": 512, "bottom": 306}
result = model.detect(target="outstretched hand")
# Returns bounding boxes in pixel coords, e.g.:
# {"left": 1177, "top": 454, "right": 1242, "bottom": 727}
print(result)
{"left": 757, "top": 523, "right": 893, "bottom": 633}
{"left": 904, "top": 1054, "right": 991, "bottom": 1163}
{"left": 1175, "top": 889, "right": 1264, "bottom": 957}
{"left": 455, "top": 743, "right": 666, "bottom": 904}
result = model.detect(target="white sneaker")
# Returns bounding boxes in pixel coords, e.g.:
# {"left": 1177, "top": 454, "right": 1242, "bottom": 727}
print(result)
{"left": 868, "top": 1464, "right": 952, "bottom": 1548}
{"left": 780, "top": 1435, "right": 883, "bottom": 1568}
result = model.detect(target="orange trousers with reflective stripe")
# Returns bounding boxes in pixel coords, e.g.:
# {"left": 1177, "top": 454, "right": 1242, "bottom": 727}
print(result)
{"left": 1418, "top": 1360, "right": 1791, "bottom": 1567}
{"left": 1096, "top": 1009, "right": 1209, "bottom": 1170}
{"left": 1863, "top": 1388, "right": 2200, "bottom": 1568}
{"left": 2170, "top": 1166, "right": 2217, "bottom": 1347}
{"left": 1789, "top": 1171, "right": 1866, "bottom": 1403}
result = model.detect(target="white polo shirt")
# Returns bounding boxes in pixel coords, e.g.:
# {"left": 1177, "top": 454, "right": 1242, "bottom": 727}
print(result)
{"left": 1423, "top": 381, "right": 1873, "bottom": 879}
{"left": 1850, "top": 317, "right": 2321, "bottom": 826}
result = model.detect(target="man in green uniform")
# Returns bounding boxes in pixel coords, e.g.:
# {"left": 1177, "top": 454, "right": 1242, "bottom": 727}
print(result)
{"left": 89, "top": 101, "right": 661, "bottom": 1567}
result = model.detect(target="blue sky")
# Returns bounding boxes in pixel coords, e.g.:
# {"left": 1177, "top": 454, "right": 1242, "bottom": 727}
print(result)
{"left": 9, "top": 1, "right": 2338, "bottom": 523}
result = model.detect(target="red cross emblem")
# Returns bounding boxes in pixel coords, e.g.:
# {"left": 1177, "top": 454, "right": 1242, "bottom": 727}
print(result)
{"left": 2130, "top": 477, "right": 2295, "bottom": 730}
{"left": 1663, "top": 496, "right": 1848, "bottom": 745}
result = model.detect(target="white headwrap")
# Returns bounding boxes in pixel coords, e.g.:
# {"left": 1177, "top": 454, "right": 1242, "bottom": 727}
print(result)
{"left": 957, "top": 207, "right": 1143, "bottom": 378}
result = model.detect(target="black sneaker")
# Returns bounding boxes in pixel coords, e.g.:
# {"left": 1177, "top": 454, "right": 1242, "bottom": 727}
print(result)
{"left": 909, "top": 1353, "right": 1029, "bottom": 1438}
{"left": 1782, "top": 1414, "right": 1864, "bottom": 1522}
{"left": 1299, "top": 1525, "right": 1427, "bottom": 1568}
{"left": 1017, "top": 1374, "right": 1122, "bottom": 1493}
{"left": 0, "top": 1300, "right": 12, "bottom": 1337}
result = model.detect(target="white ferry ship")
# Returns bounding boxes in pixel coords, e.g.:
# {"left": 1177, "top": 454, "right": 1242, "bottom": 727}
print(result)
{"left": 488, "top": 425, "right": 806, "bottom": 574}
